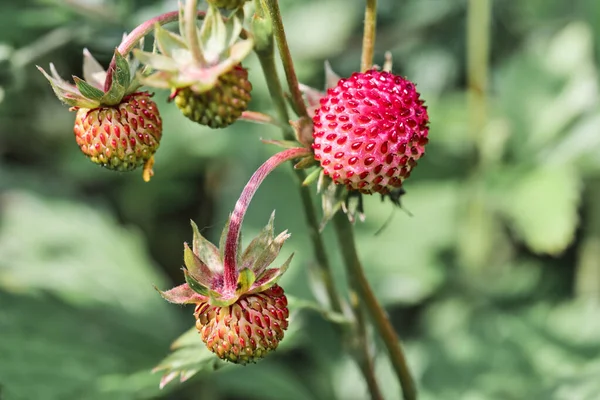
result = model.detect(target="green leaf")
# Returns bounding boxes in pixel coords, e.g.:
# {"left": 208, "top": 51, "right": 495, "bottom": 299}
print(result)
{"left": 100, "top": 50, "right": 129, "bottom": 105}
{"left": 235, "top": 268, "right": 256, "bottom": 296}
{"left": 183, "top": 242, "right": 213, "bottom": 286}
{"left": 190, "top": 220, "right": 223, "bottom": 273}
{"left": 500, "top": 165, "right": 581, "bottom": 255}
{"left": 155, "top": 23, "right": 187, "bottom": 57}
{"left": 152, "top": 327, "right": 228, "bottom": 389}
{"left": 73, "top": 76, "right": 105, "bottom": 100}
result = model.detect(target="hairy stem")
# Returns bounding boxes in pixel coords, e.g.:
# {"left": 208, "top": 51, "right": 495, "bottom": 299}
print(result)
{"left": 223, "top": 147, "right": 311, "bottom": 291}
{"left": 264, "top": 0, "right": 309, "bottom": 118}
{"left": 333, "top": 212, "right": 417, "bottom": 400}
{"left": 361, "top": 0, "right": 377, "bottom": 72}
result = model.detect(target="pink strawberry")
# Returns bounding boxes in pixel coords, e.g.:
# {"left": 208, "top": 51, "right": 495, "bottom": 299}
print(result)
{"left": 312, "top": 69, "right": 429, "bottom": 195}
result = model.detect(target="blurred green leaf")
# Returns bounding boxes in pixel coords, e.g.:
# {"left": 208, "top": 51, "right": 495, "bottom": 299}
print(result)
{"left": 499, "top": 165, "right": 581, "bottom": 255}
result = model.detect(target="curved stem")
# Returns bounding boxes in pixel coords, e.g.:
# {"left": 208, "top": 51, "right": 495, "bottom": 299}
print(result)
{"left": 222, "top": 147, "right": 311, "bottom": 291}
{"left": 333, "top": 212, "right": 417, "bottom": 400}
{"left": 264, "top": 0, "right": 309, "bottom": 119}
{"left": 361, "top": 0, "right": 377, "bottom": 72}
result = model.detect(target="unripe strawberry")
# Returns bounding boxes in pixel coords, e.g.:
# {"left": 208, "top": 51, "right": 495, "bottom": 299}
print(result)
{"left": 312, "top": 69, "right": 429, "bottom": 195}
{"left": 157, "top": 213, "right": 293, "bottom": 364}
{"left": 172, "top": 65, "right": 252, "bottom": 129}
{"left": 195, "top": 285, "right": 288, "bottom": 364}
{"left": 38, "top": 49, "right": 163, "bottom": 180}
{"left": 74, "top": 92, "right": 162, "bottom": 171}
{"left": 207, "top": 0, "right": 250, "bottom": 9}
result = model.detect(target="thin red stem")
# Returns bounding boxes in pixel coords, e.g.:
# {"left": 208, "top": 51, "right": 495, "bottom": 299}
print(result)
{"left": 222, "top": 147, "right": 311, "bottom": 291}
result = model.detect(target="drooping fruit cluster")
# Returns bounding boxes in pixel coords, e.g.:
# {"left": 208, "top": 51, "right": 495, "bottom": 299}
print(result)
{"left": 38, "top": 49, "right": 162, "bottom": 179}
{"left": 207, "top": 0, "right": 250, "bottom": 10}
{"left": 158, "top": 213, "right": 292, "bottom": 364}
{"left": 312, "top": 69, "right": 429, "bottom": 195}
{"left": 74, "top": 92, "right": 161, "bottom": 171}
{"left": 172, "top": 65, "right": 252, "bottom": 128}
{"left": 136, "top": 4, "right": 253, "bottom": 128}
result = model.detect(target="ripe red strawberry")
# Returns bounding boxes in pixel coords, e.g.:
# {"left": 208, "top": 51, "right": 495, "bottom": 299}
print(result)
{"left": 312, "top": 69, "right": 429, "bottom": 195}
{"left": 38, "top": 49, "right": 162, "bottom": 180}
{"left": 207, "top": 0, "right": 250, "bottom": 9}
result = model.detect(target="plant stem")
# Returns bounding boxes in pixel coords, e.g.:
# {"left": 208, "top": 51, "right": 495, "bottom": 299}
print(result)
{"left": 264, "top": 0, "right": 309, "bottom": 118}
{"left": 333, "top": 212, "right": 417, "bottom": 400}
{"left": 185, "top": 0, "right": 206, "bottom": 65}
{"left": 222, "top": 147, "right": 311, "bottom": 291}
{"left": 361, "top": 0, "right": 377, "bottom": 72}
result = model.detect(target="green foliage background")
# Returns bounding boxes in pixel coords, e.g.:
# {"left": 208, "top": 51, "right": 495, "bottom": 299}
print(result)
{"left": 1, "top": 0, "right": 600, "bottom": 399}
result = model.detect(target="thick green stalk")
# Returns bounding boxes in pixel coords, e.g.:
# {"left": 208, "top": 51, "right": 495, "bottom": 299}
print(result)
{"left": 361, "top": 0, "right": 377, "bottom": 71}
{"left": 333, "top": 212, "right": 417, "bottom": 400}
{"left": 264, "top": 0, "right": 309, "bottom": 118}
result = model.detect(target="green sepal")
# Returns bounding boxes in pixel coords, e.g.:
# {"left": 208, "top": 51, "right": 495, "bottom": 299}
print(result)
{"left": 190, "top": 220, "right": 223, "bottom": 273}
{"left": 294, "top": 156, "right": 317, "bottom": 170}
{"left": 37, "top": 65, "right": 99, "bottom": 108}
{"left": 252, "top": 230, "right": 291, "bottom": 277}
{"left": 183, "top": 268, "right": 213, "bottom": 297}
{"left": 100, "top": 50, "right": 130, "bottom": 105}
{"left": 199, "top": 4, "right": 227, "bottom": 65}
{"left": 82, "top": 48, "right": 106, "bottom": 89}
{"left": 155, "top": 23, "right": 187, "bottom": 57}
{"left": 235, "top": 268, "right": 256, "bottom": 296}
{"left": 248, "top": 253, "right": 294, "bottom": 294}
{"left": 262, "top": 139, "right": 303, "bottom": 149}
{"left": 154, "top": 283, "right": 205, "bottom": 305}
{"left": 302, "top": 168, "right": 321, "bottom": 186}
{"left": 183, "top": 242, "right": 213, "bottom": 286}
{"left": 319, "top": 176, "right": 345, "bottom": 232}
{"left": 73, "top": 76, "right": 105, "bottom": 101}
{"left": 240, "top": 211, "right": 275, "bottom": 270}
{"left": 133, "top": 50, "right": 179, "bottom": 73}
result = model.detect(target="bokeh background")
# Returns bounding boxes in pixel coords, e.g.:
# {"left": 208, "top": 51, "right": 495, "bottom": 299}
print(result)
{"left": 1, "top": 0, "right": 600, "bottom": 399}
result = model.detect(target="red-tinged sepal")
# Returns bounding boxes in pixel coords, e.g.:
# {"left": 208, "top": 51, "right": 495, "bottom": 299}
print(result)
{"left": 37, "top": 65, "right": 99, "bottom": 108}
{"left": 100, "top": 50, "right": 130, "bottom": 106}
{"left": 183, "top": 269, "right": 229, "bottom": 307}
{"left": 290, "top": 117, "right": 314, "bottom": 148}
{"left": 190, "top": 220, "right": 223, "bottom": 273}
{"left": 82, "top": 48, "right": 106, "bottom": 89}
{"left": 239, "top": 211, "right": 275, "bottom": 270}
{"left": 252, "top": 230, "right": 291, "bottom": 277}
{"left": 248, "top": 253, "right": 294, "bottom": 295}
{"left": 183, "top": 242, "right": 214, "bottom": 286}
{"left": 155, "top": 283, "right": 207, "bottom": 305}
